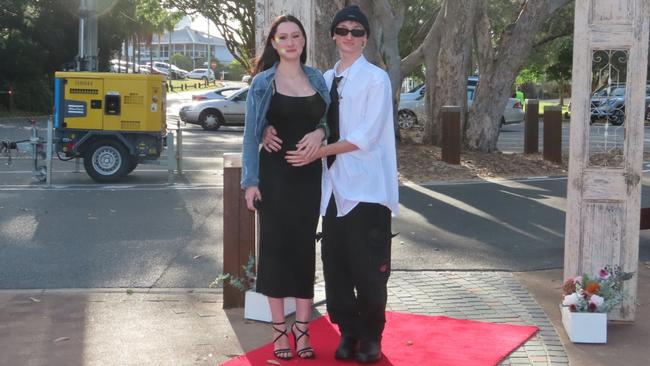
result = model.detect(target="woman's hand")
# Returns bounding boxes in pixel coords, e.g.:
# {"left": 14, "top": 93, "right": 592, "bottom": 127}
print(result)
{"left": 244, "top": 186, "right": 262, "bottom": 211}
{"left": 286, "top": 147, "right": 322, "bottom": 167}
{"left": 294, "top": 129, "right": 325, "bottom": 160}
{"left": 262, "top": 125, "right": 282, "bottom": 152}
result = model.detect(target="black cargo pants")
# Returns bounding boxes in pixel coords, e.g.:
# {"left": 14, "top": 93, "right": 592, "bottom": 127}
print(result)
{"left": 321, "top": 196, "right": 392, "bottom": 341}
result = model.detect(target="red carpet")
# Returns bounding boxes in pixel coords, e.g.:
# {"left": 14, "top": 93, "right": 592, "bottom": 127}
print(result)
{"left": 220, "top": 312, "right": 538, "bottom": 366}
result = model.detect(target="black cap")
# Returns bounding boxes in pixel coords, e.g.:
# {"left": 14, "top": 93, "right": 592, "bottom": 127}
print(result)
{"left": 330, "top": 5, "right": 370, "bottom": 37}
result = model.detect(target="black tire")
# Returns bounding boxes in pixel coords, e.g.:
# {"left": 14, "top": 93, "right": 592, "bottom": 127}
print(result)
{"left": 83, "top": 139, "right": 129, "bottom": 183}
{"left": 608, "top": 109, "right": 625, "bottom": 126}
{"left": 126, "top": 158, "right": 138, "bottom": 175}
{"left": 200, "top": 109, "right": 224, "bottom": 131}
{"left": 500, "top": 116, "right": 506, "bottom": 127}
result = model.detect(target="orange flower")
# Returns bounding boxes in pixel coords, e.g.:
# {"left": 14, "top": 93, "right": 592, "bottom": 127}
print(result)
{"left": 585, "top": 281, "right": 600, "bottom": 295}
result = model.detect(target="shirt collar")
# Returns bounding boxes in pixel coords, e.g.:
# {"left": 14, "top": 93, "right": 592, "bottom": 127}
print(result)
{"left": 333, "top": 54, "right": 366, "bottom": 79}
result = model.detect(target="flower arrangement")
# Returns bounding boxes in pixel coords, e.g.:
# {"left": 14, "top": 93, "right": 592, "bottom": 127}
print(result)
{"left": 561, "top": 265, "right": 634, "bottom": 313}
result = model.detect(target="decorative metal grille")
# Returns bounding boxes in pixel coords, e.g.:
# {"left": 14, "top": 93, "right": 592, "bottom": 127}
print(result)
{"left": 587, "top": 49, "right": 628, "bottom": 168}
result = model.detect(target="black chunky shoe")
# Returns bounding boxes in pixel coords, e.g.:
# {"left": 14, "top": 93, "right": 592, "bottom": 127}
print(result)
{"left": 356, "top": 339, "right": 381, "bottom": 363}
{"left": 334, "top": 335, "right": 358, "bottom": 360}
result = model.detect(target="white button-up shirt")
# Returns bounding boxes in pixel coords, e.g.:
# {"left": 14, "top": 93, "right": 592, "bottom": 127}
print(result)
{"left": 321, "top": 55, "right": 399, "bottom": 217}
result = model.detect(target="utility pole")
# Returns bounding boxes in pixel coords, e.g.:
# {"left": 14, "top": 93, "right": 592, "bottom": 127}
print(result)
{"left": 77, "top": 0, "right": 98, "bottom": 71}
{"left": 207, "top": 18, "right": 212, "bottom": 80}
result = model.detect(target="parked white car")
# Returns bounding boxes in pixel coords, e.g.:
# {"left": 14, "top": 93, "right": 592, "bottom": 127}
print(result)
{"left": 467, "top": 85, "right": 524, "bottom": 125}
{"left": 398, "top": 81, "right": 524, "bottom": 129}
{"left": 147, "top": 61, "right": 170, "bottom": 76}
{"left": 179, "top": 86, "right": 248, "bottom": 130}
{"left": 109, "top": 59, "right": 143, "bottom": 73}
{"left": 187, "top": 68, "right": 215, "bottom": 81}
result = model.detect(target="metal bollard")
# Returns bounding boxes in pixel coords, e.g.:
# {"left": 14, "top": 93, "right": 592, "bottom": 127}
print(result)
{"left": 166, "top": 131, "right": 176, "bottom": 185}
{"left": 176, "top": 120, "right": 183, "bottom": 175}
{"left": 46, "top": 118, "right": 53, "bottom": 187}
{"left": 223, "top": 153, "right": 256, "bottom": 309}
{"left": 543, "top": 106, "right": 562, "bottom": 164}
{"left": 524, "top": 99, "right": 539, "bottom": 154}
{"left": 441, "top": 106, "right": 461, "bottom": 165}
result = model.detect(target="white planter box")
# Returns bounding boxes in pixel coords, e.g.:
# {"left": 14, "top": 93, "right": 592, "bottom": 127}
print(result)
{"left": 560, "top": 305, "right": 607, "bottom": 343}
{"left": 244, "top": 290, "right": 296, "bottom": 323}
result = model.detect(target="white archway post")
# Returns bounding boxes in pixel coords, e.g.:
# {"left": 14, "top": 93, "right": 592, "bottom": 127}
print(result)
{"left": 565, "top": 0, "right": 649, "bottom": 321}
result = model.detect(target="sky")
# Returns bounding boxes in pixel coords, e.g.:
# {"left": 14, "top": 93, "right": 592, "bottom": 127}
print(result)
{"left": 181, "top": 14, "right": 217, "bottom": 35}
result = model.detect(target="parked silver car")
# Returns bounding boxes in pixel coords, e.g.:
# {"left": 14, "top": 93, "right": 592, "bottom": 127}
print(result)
{"left": 179, "top": 87, "right": 248, "bottom": 130}
{"left": 398, "top": 83, "right": 524, "bottom": 129}
{"left": 192, "top": 86, "right": 242, "bottom": 101}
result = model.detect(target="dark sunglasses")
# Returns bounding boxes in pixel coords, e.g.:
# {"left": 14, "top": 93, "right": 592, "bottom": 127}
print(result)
{"left": 334, "top": 27, "right": 366, "bottom": 37}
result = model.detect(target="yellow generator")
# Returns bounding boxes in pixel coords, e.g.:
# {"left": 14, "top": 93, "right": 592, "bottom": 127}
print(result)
{"left": 53, "top": 72, "right": 167, "bottom": 182}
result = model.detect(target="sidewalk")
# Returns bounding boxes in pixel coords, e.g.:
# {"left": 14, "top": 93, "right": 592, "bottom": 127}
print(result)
{"left": 3, "top": 266, "right": 647, "bottom": 366}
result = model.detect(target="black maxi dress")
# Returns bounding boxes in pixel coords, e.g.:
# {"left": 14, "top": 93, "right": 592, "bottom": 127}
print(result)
{"left": 256, "top": 90, "right": 326, "bottom": 299}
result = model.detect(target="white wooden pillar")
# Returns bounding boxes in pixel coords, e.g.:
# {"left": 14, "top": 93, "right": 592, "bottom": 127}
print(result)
{"left": 565, "top": 0, "right": 649, "bottom": 321}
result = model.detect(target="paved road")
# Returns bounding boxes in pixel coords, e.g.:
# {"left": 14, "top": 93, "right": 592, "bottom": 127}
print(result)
{"left": 1, "top": 93, "right": 649, "bottom": 289}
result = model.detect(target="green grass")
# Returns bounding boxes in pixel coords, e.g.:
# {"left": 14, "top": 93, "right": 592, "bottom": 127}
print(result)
{"left": 168, "top": 79, "right": 224, "bottom": 93}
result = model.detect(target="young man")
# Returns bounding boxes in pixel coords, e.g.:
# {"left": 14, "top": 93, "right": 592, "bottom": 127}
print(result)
{"left": 285, "top": 5, "right": 399, "bottom": 363}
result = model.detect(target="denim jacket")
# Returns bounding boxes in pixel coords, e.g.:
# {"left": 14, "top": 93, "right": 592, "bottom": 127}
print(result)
{"left": 241, "top": 63, "right": 331, "bottom": 188}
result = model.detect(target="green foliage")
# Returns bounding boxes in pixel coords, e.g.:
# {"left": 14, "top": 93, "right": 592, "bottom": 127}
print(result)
{"left": 171, "top": 53, "right": 193, "bottom": 71}
{"left": 397, "top": 0, "right": 440, "bottom": 58}
{"left": 0, "top": 0, "right": 79, "bottom": 112}
{"left": 226, "top": 60, "right": 247, "bottom": 81}
{"left": 515, "top": 65, "right": 544, "bottom": 85}
{"left": 13, "top": 78, "right": 53, "bottom": 113}
{"left": 164, "top": 0, "right": 255, "bottom": 71}
{"left": 546, "top": 39, "right": 572, "bottom": 83}
{"left": 209, "top": 253, "right": 256, "bottom": 292}
{"left": 486, "top": 0, "right": 524, "bottom": 47}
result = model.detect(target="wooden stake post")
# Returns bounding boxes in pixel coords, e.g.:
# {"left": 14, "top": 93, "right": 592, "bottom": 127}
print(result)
{"left": 223, "top": 153, "right": 255, "bottom": 309}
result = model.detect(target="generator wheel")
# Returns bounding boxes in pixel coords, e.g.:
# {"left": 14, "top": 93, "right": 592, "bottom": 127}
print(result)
{"left": 84, "top": 139, "right": 129, "bottom": 183}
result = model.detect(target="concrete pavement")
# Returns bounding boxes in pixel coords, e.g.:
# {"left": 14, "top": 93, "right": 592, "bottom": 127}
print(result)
{"left": 2, "top": 265, "right": 649, "bottom": 365}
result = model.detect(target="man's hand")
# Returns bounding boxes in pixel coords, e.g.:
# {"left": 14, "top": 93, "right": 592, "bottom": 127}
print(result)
{"left": 244, "top": 186, "right": 262, "bottom": 211}
{"left": 262, "top": 125, "right": 282, "bottom": 152}
{"left": 294, "top": 129, "right": 325, "bottom": 160}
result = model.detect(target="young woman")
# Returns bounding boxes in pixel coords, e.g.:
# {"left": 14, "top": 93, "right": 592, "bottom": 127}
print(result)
{"left": 240, "top": 15, "right": 330, "bottom": 360}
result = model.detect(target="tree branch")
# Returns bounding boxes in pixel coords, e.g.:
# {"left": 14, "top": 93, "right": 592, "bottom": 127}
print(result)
{"left": 400, "top": 0, "right": 444, "bottom": 77}
{"left": 533, "top": 32, "right": 570, "bottom": 49}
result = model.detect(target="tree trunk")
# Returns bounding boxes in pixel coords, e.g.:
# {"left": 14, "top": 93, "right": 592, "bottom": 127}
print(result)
{"left": 423, "top": 0, "right": 476, "bottom": 145}
{"left": 312, "top": 0, "right": 345, "bottom": 71}
{"left": 351, "top": 0, "right": 383, "bottom": 67}
{"left": 465, "top": 0, "right": 569, "bottom": 151}
{"left": 360, "top": 0, "right": 406, "bottom": 135}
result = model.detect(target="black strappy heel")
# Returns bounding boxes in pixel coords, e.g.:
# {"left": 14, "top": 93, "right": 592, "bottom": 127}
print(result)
{"left": 272, "top": 321, "right": 293, "bottom": 360}
{"left": 292, "top": 320, "right": 315, "bottom": 359}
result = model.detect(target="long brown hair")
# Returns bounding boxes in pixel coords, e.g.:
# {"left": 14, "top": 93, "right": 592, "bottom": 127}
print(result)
{"left": 252, "top": 15, "right": 308, "bottom": 76}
